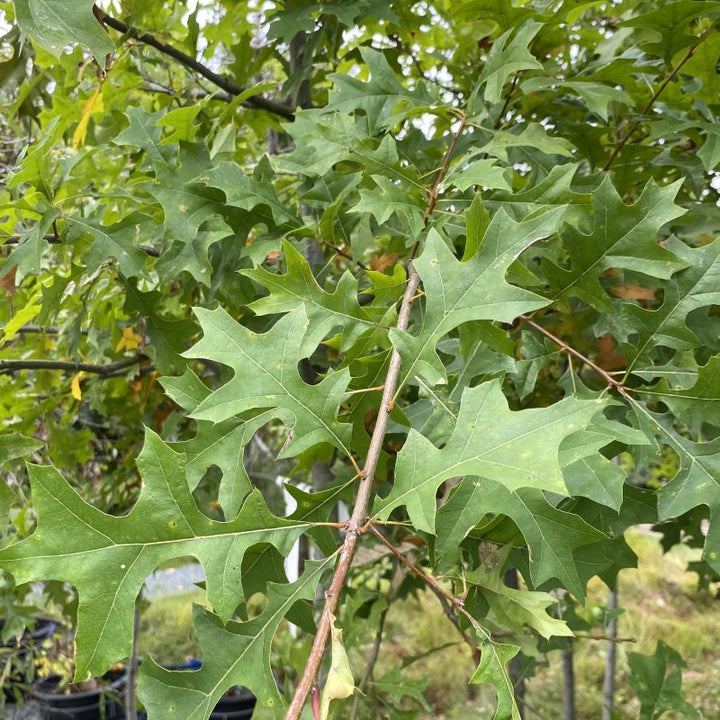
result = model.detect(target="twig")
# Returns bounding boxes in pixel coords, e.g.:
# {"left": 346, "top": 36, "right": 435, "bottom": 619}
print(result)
{"left": 284, "top": 266, "right": 421, "bottom": 720}
{"left": 494, "top": 73, "right": 520, "bottom": 129}
{"left": 418, "top": 115, "right": 468, "bottom": 233}
{"left": 603, "top": 23, "right": 715, "bottom": 171}
{"left": 574, "top": 632, "right": 634, "bottom": 644}
{"left": 96, "top": 11, "right": 294, "bottom": 120}
{"left": 0, "top": 356, "right": 147, "bottom": 376}
{"left": 518, "top": 315, "right": 627, "bottom": 394}
{"left": 316, "top": 238, "right": 369, "bottom": 271}
{"left": 367, "top": 525, "right": 485, "bottom": 636}
{"left": 9, "top": 324, "right": 89, "bottom": 336}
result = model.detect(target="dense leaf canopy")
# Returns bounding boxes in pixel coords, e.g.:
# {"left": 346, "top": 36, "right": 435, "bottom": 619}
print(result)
{"left": 0, "top": 0, "right": 718, "bottom": 718}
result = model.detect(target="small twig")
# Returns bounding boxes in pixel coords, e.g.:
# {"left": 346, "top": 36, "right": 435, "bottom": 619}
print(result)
{"left": 367, "top": 525, "right": 488, "bottom": 642}
{"left": 573, "top": 632, "right": 635, "bottom": 644}
{"left": 97, "top": 11, "right": 294, "bottom": 119}
{"left": 603, "top": 23, "right": 715, "bottom": 171}
{"left": 316, "top": 238, "right": 369, "bottom": 271}
{"left": 415, "top": 115, "right": 468, "bottom": 245}
{"left": 284, "top": 267, "right": 422, "bottom": 720}
{"left": 518, "top": 315, "right": 627, "bottom": 393}
{"left": 0, "top": 356, "right": 147, "bottom": 376}
{"left": 10, "top": 324, "right": 89, "bottom": 336}
{"left": 494, "top": 73, "right": 520, "bottom": 129}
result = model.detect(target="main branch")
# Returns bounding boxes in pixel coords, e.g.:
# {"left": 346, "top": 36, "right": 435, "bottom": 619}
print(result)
{"left": 96, "top": 10, "right": 295, "bottom": 120}
{"left": 284, "top": 266, "right": 421, "bottom": 720}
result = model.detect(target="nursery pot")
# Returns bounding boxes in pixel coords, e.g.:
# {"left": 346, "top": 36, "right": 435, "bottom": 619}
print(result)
{"left": 31, "top": 669, "right": 126, "bottom": 720}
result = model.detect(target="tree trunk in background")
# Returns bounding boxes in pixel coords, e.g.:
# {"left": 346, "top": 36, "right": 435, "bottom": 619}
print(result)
{"left": 504, "top": 568, "right": 526, "bottom": 718}
{"left": 602, "top": 587, "right": 618, "bottom": 720}
{"left": 562, "top": 638, "right": 576, "bottom": 720}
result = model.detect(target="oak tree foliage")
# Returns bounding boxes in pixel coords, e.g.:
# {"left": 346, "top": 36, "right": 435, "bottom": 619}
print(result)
{"left": 0, "top": 0, "right": 718, "bottom": 717}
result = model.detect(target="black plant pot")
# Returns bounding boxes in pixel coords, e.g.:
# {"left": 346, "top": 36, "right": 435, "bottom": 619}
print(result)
{"left": 30, "top": 669, "right": 126, "bottom": 720}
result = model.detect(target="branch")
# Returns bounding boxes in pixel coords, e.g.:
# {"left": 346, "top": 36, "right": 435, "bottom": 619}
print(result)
{"left": 603, "top": 23, "right": 715, "bottom": 171}
{"left": 284, "top": 266, "right": 421, "bottom": 720}
{"left": 96, "top": 11, "right": 295, "bottom": 120}
{"left": 0, "top": 356, "right": 147, "bottom": 376}
{"left": 518, "top": 315, "right": 627, "bottom": 394}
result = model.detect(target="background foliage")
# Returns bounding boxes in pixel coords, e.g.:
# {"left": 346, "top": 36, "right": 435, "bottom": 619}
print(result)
{"left": 0, "top": 0, "right": 719, "bottom": 718}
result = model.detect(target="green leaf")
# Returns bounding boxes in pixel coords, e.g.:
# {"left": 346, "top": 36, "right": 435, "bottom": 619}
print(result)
{"left": 470, "top": 21, "right": 543, "bottom": 108}
{"left": 0, "top": 432, "right": 43, "bottom": 464}
{"left": 13, "top": 0, "right": 113, "bottom": 61}
{"left": 0, "top": 431, "right": 306, "bottom": 679}
{"left": 162, "top": 369, "right": 277, "bottom": 520}
{"left": 114, "top": 108, "right": 172, "bottom": 165}
{"left": 242, "top": 240, "right": 388, "bottom": 351}
{"left": 138, "top": 558, "right": 333, "bottom": 719}
{"left": 463, "top": 546, "right": 573, "bottom": 638}
{"left": 628, "top": 641, "right": 701, "bottom": 720}
{"left": 610, "top": 237, "right": 720, "bottom": 377}
{"left": 123, "top": 280, "right": 198, "bottom": 373}
{"left": 469, "top": 641, "right": 521, "bottom": 720}
{"left": 350, "top": 174, "right": 426, "bottom": 236}
{"left": 373, "top": 379, "right": 604, "bottom": 534}
{"left": 637, "top": 355, "right": 720, "bottom": 433}
{"left": 326, "top": 47, "right": 437, "bottom": 130}
{"left": 436, "top": 479, "right": 605, "bottom": 599}
{"left": 443, "top": 159, "right": 512, "bottom": 193}
{"left": 541, "top": 178, "right": 687, "bottom": 310}
{"left": 392, "top": 208, "right": 565, "bottom": 386}
{"left": 621, "top": 1, "right": 720, "bottom": 63}
{"left": 481, "top": 123, "right": 576, "bottom": 159}
{"left": 199, "top": 157, "right": 301, "bottom": 228}
{"left": 68, "top": 212, "right": 153, "bottom": 279}
{"left": 185, "top": 307, "right": 353, "bottom": 458}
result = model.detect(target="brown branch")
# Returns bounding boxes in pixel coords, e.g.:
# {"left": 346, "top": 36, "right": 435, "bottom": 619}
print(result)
{"left": 0, "top": 356, "right": 147, "bottom": 376}
{"left": 284, "top": 266, "right": 421, "bottom": 720}
{"left": 518, "top": 315, "right": 627, "bottom": 394}
{"left": 96, "top": 11, "right": 295, "bottom": 120}
{"left": 367, "top": 525, "right": 486, "bottom": 639}
{"left": 603, "top": 23, "right": 715, "bottom": 171}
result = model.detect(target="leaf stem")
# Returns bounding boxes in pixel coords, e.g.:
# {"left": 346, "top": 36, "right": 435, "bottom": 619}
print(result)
{"left": 284, "top": 266, "right": 421, "bottom": 719}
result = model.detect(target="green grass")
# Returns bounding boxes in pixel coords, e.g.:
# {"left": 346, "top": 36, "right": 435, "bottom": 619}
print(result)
{"left": 137, "top": 529, "right": 720, "bottom": 718}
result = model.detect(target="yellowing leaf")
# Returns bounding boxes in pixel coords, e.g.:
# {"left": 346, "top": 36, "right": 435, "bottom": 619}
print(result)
{"left": 71, "top": 371, "right": 85, "bottom": 401}
{"left": 116, "top": 326, "right": 143, "bottom": 353}
{"left": 73, "top": 87, "right": 104, "bottom": 149}
{"left": 70, "top": 370, "right": 85, "bottom": 400}
{"left": 320, "top": 614, "right": 355, "bottom": 720}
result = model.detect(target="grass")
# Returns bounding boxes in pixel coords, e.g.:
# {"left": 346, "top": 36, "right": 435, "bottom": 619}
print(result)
{"left": 137, "top": 529, "right": 720, "bottom": 718}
